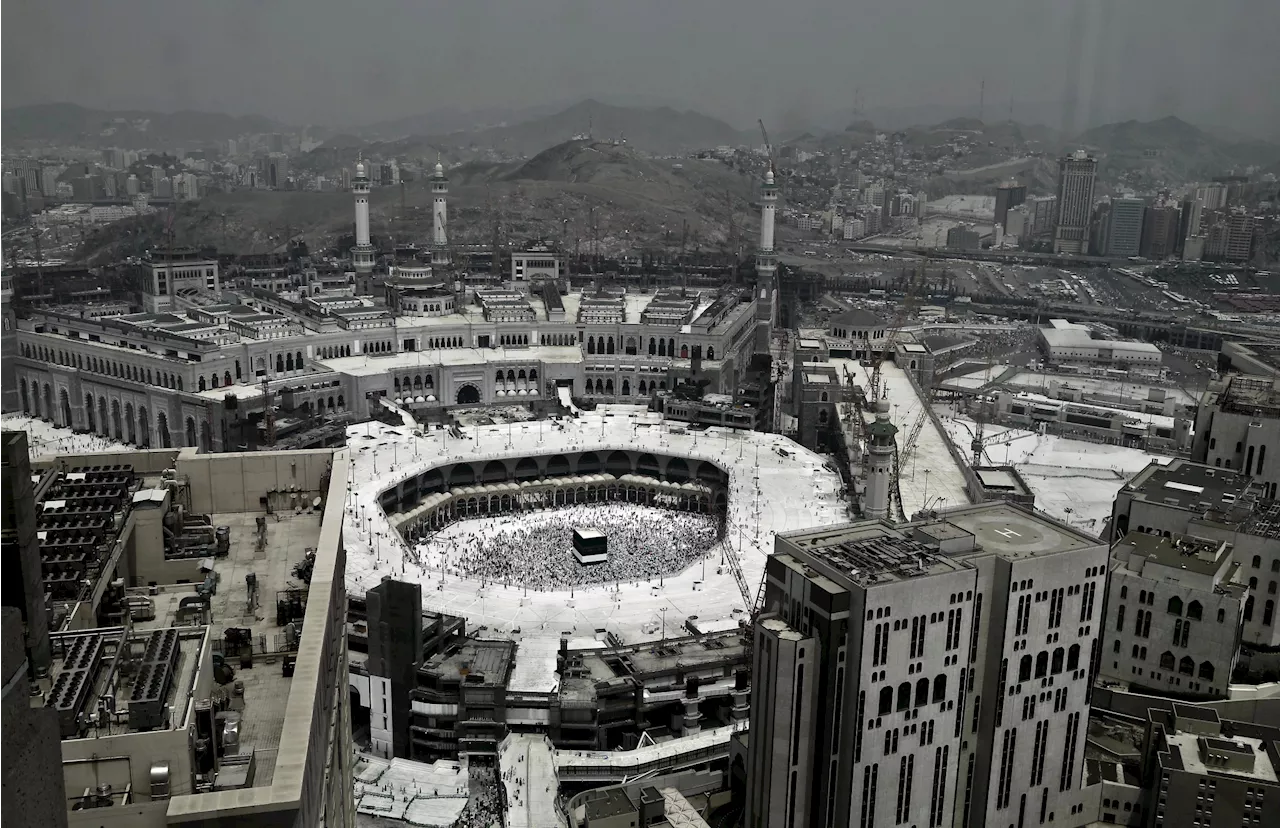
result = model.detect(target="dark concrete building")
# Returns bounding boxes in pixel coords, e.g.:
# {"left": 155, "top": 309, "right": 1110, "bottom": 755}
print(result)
{"left": 1, "top": 606, "right": 68, "bottom": 828}
{"left": 1, "top": 430, "right": 51, "bottom": 677}
{"left": 365, "top": 576, "right": 424, "bottom": 759}
{"left": 995, "top": 182, "right": 1027, "bottom": 231}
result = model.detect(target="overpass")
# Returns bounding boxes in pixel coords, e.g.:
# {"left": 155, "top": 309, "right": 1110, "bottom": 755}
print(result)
{"left": 553, "top": 723, "right": 742, "bottom": 783}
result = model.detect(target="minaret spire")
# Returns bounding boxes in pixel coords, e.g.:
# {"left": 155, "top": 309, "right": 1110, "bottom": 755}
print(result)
{"left": 351, "top": 155, "right": 374, "bottom": 294}
{"left": 754, "top": 166, "right": 778, "bottom": 353}
{"left": 431, "top": 157, "right": 449, "bottom": 268}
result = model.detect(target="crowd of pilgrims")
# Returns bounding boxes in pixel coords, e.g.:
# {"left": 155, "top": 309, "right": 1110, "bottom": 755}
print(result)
{"left": 416, "top": 503, "right": 720, "bottom": 591}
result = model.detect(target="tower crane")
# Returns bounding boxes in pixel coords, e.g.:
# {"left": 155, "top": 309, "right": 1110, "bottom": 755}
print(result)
{"left": 758, "top": 119, "right": 775, "bottom": 173}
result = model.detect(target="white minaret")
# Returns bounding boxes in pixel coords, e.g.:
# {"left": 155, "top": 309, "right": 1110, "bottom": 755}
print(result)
{"left": 431, "top": 158, "right": 449, "bottom": 267}
{"left": 754, "top": 167, "right": 778, "bottom": 353}
{"left": 351, "top": 157, "right": 375, "bottom": 292}
{"left": 864, "top": 401, "right": 898, "bottom": 520}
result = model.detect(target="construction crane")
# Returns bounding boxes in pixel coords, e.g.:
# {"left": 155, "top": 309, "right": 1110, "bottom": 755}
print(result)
{"left": 888, "top": 408, "right": 927, "bottom": 523}
{"left": 758, "top": 119, "right": 775, "bottom": 173}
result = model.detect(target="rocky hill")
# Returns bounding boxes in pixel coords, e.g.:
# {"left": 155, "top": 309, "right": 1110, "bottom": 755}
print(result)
{"left": 424, "top": 99, "right": 748, "bottom": 156}
{"left": 1075, "top": 115, "right": 1280, "bottom": 188}
{"left": 77, "top": 140, "right": 758, "bottom": 264}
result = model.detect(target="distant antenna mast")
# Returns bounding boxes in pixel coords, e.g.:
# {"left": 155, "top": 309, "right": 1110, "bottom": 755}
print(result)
{"left": 979, "top": 78, "right": 985, "bottom": 123}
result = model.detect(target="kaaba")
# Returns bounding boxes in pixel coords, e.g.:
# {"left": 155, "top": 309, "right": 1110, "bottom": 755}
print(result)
{"left": 572, "top": 527, "right": 608, "bottom": 564}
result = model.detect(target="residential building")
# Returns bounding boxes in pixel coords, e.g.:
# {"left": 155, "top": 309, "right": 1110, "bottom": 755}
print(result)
{"left": 1053, "top": 151, "right": 1098, "bottom": 254}
{"left": 744, "top": 502, "right": 1108, "bottom": 828}
{"left": 1224, "top": 211, "right": 1256, "bottom": 262}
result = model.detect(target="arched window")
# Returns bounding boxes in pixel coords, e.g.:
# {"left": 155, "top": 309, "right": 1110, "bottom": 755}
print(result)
{"left": 1067, "top": 644, "right": 1081, "bottom": 671}
{"left": 1266, "top": 600, "right": 1275, "bottom": 627}
{"left": 1034, "top": 651, "right": 1048, "bottom": 679}
{"left": 1246, "top": 596, "right": 1255, "bottom": 622}
{"left": 897, "top": 682, "right": 911, "bottom": 712}
{"left": 820, "top": 391, "right": 829, "bottom": 402}
{"left": 1167, "top": 596, "right": 1183, "bottom": 616}
{"left": 1178, "top": 656, "right": 1195, "bottom": 676}
{"left": 1159, "top": 651, "right": 1175, "bottom": 671}
{"left": 1198, "top": 662, "right": 1215, "bottom": 681}
{"left": 639, "top": 380, "right": 647, "bottom": 395}
{"left": 211, "top": 374, "right": 220, "bottom": 389}
{"left": 915, "top": 678, "right": 929, "bottom": 707}
{"left": 296, "top": 351, "right": 303, "bottom": 370}
{"left": 587, "top": 338, "right": 596, "bottom": 354}
{"left": 276, "top": 354, "right": 285, "bottom": 373}
{"left": 286, "top": 353, "right": 294, "bottom": 372}
{"left": 198, "top": 376, "right": 207, "bottom": 391}
{"left": 606, "top": 337, "right": 615, "bottom": 354}
{"left": 649, "top": 338, "right": 657, "bottom": 355}
{"left": 879, "top": 686, "right": 893, "bottom": 715}
{"left": 1253, "top": 555, "right": 1262, "bottom": 569}
{"left": 1120, "top": 585, "right": 1127, "bottom": 599}
{"left": 1018, "top": 655, "right": 1032, "bottom": 683}
{"left": 1116, "top": 605, "right": 1125, "bottom": 631}
{"left": 932, "top": 675, "right": 947, "bottom": 703}
{"left": 1051, "top": 648, "right": 1064, "bottom": 674}
{"left": 1272, "top": 559, "right": 1280, "bottom": 573}
{"left": 707, "top": 347, "right": 715, "bottom": 360}
{"left": 1184, "top": 600, "right": 1202, "bottom": 620}
{"left": 1218, "top": 608, "right": 1226, "bottom": 623}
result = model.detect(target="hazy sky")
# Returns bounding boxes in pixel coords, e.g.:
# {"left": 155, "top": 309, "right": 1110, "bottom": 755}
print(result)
{"left": 5, "top": 0, "right": 1279, "bottom": 135}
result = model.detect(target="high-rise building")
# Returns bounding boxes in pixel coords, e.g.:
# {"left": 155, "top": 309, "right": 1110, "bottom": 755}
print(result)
{"left": 1, "top": 431, "right": 52, "bottom": 677}
{"left": 262, "top": 153, "right": 289, "bottom": 189}
{"left": 1178, "top": 198, "right": 1203, "bottom": 253}
{"left": 1053, "top": 151, "right": 1098, "bottom": 254}
{"left": 744, "top": 503, "right": 1107, "bottom": 828}
{"left": 39, "top": 165, "right": 59, "bottom": 197}
{"left": 1141, "top": 206, "right": 1180, "bottom": 259}
{"left": 994, "top": 181, "right": 1026, "bottom": 230}
{"left": 266, "top": 131, "right": 285, "bottom": 153}
{"left": 1104, "top": 197, "right": 1146, "bottom": 257}
{"left": 1224, "top": 211, "right": 1256, "bottom": 262}
{"left": 1026, "top": 195, "right": 1058, "bottom": 238}
{"left": 1195, "top": 184, "right": 1228, "bottom": 211}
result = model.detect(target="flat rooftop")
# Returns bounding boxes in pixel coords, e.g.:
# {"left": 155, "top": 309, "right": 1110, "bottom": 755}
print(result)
{"left": 424, "top": 639, "right": 514, "bottom": 686}
{"left": 942, "top": 503, "right": 1099, "bottom": 560}
{"left": 1112, "top": 532, "right": 1231, "bottom": 578}
{"left": 1165, "top": 730, "right": 1279, "bottom": 782}
{"left": 144, "top": 510, "right": 322, "bottom": 786}
{"left": 1125, "top": 458, "right": 1253, "bottom": 512}
{"left": 1219, "top": 374, "right": 1280, "bottom": 417}
{"left": 779, "top": 524, "right": 970, "bottom": 587}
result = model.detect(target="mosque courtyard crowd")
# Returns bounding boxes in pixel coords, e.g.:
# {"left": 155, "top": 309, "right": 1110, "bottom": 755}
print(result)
{"left": 415, "top": 503, "right": 720, "bottom": 592}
